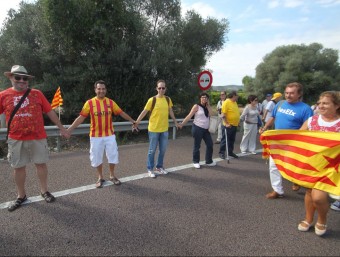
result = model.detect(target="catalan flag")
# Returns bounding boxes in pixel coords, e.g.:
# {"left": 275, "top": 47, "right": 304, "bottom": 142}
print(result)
{"left": 260, "top": 130, "right": 340, "bottom": 196}
{"left": 51, "top": 86, "right": 63, "bottom": 109}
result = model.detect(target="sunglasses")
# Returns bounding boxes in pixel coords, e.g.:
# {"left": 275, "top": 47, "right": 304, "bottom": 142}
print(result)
{"left": 157, "top": 87, "right": 166, "bottom": 90}
{"left": 14, "top": 75, "right": 29, "bottom": 81}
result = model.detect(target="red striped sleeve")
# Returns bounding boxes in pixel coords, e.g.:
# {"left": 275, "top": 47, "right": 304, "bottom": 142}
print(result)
{"left": 88, "top": 100, "right": 96, "bottom": 137}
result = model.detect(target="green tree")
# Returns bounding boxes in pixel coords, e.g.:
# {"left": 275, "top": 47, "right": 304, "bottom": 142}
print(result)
{"left": 0, "top": 0, "right": 229, "bottom": 121}
{"left": 243, "top": 43, "right": 340, "bottom": 103}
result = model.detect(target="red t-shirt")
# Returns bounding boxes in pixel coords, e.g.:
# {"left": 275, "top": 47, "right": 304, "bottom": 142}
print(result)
{"left": 0, "top": 88, "right": 52, "bottom": 140}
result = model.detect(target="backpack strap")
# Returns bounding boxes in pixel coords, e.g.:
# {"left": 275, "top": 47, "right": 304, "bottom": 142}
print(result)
{"left": 149, "top": 96, "right": 170, "bottom": 115}
{"left": 150, "top": 96, "right": 156, "bottom": 113}
{"left": 6, "top": 88, "right": 31, "bottom": 141}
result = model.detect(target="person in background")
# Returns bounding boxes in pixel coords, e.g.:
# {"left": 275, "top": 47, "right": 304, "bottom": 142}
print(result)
{"left": 179, "top": 92, "right": 216, "bottom": 168}
{"left": 298, "top": 91, "right": 339, "bottom": 236}
{"left": 219, "top": 91, "right": 240, "bottom": 159}
{"left": 311, "top": 103, "right": 320, "bottom": 115}
{"left": 215, "top": 91, "right": 226, "bottom": 144}
{"left": 262, "top": 92, "right": 282, "bottom": 129}
{"left": 239, "top": 95, "right": 260, "bottom": 154}
{"left": 259, "top": 82, "right": 313, "bottom": 199}
{"left": 262, "top": 93, "right": 272, "bottom": 110}
{"left": 68, "top": 80, "right": 136, "bottom": 188}
{"left": 134, "top": 80, "right": 179, "bottom": 178}
{"left": 0, "top": 65, "right": 70, "bottom": 212}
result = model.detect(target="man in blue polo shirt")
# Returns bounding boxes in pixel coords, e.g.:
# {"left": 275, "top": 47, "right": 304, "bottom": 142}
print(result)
{"left": 259, "top": 82, "right": 313, "bottom": 199}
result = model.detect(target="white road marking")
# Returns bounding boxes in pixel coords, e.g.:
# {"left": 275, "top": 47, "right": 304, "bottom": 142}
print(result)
{"left": 0, "top": 151, "right": 260, "bottom": 209}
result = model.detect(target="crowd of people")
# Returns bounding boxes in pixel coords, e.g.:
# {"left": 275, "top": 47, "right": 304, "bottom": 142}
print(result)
{"left": 0, "top": 65, "right": 339, "bottom": 238}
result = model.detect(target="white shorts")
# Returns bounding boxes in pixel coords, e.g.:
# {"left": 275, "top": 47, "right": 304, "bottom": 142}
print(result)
{"left": 89, "top": 135, "right": 119, "bottom": 167}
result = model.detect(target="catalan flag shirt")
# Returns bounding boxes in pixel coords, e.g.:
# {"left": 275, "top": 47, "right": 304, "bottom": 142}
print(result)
{"left": 80, "top": 97, "right": 123, "bottom": 137}
{"left": 0, "top": 88, "right": 52, "bottom": 140}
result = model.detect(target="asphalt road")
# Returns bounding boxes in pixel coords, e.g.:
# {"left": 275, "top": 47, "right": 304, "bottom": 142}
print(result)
{"left": 0, "top": 132, "right": 339, "bottom": 256}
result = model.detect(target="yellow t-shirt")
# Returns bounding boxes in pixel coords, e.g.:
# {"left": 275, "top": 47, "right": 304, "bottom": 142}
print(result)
{"left": 144, "top": 96, "right": 173, "bottom": 132}
{"left": 221, "top": 99, "right": 240, "bottom": 126}
{"left": 80, "top": 97, "right": 122, "bottom": 137}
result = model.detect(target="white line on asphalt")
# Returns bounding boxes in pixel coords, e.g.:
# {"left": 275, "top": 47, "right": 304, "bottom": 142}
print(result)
{"left": 0, "top": 150, "right": 260, "bottom": 209}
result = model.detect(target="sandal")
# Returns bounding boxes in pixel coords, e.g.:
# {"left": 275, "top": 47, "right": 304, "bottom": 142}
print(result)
{"left": 292, "top": 184, "right": 300, "bottom": 191}
{"left": 298, "top": 220, "right": 312, "bottom": 232}
{"left": 315, "top": 223, "right": 327, "bottom": 236}
{"left": 96, "top": 179, "right": 105, "bottom": 188}
{"left": 8, "top": 195, "right": 27, "bottom": 212}
{"left": 110, "top": 177, "right": 121, "bottom": 185}
{"left": 41, "top": 191, "right": 56, "bottom": 203}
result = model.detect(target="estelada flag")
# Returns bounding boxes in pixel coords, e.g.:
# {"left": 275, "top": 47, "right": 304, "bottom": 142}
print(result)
{"left": 51, "top": 86, "right": 63, "bottom": 109}
{"left": 260, "top": 130, "right": 340, "bottom": 196}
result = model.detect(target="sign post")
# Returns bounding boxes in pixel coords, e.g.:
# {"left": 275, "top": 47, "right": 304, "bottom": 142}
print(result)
{"left": 197, "top": 70, "right": 213, "bottom": 91}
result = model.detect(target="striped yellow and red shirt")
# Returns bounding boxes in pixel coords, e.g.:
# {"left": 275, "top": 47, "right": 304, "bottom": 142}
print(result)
{"left": 80, "top": 97, "right": 122, "bottom": 137}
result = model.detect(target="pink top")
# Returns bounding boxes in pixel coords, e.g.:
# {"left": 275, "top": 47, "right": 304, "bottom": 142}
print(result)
{"left": 308, "top": 115, "right": 340, "bottom": 132}
{"left": 193, "top": 105, "right": 209, "bottom": 129}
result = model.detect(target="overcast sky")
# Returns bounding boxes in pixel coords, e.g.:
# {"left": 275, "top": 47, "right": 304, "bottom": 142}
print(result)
{"left": 182, "top": 0, "right": 340, "bottom": 85}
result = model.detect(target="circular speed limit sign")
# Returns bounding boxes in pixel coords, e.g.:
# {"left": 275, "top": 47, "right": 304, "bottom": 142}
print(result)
{"left": 197, "top": 70, "right": 213, "bottom": 90}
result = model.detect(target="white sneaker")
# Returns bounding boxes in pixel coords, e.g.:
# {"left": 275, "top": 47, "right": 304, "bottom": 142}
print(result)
{"left": 251, "top": 152, "right": 256, "bottom": 155}
{"left": 193, "top": 163, "right": 200, "bottom": 169}
{"left": 148, "top": 170, "right": 156, "bottom": 178}
{"left": 156, "top": 167, "right": 168, "bottom": 174}
{"left": 331, "top": 200, "right": 340, "bottom": 211}
{"left": 241, "top": 151, "right": 247, "bottom": 154}
{"left": 206, "top": 161, "right": 216, "bottom": 166}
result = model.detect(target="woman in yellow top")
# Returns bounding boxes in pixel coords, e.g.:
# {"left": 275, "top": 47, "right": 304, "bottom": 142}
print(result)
{"left": 135, "top": 80, "right": 178, "bottom": 178}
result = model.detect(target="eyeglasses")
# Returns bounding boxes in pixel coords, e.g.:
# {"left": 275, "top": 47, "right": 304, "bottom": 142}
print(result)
{"left": 14, "top": 75, "right": 28, "bottom": 82}
{"left": 157, "top": 87, "right": 166, "bottom": 90}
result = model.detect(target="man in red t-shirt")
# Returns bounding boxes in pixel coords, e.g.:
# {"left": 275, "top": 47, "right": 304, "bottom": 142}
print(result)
{"left": 0, "top": 65, "right": 69, "bottom": 212}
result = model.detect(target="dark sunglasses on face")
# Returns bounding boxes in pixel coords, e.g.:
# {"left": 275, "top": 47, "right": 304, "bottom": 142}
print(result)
{"left": 157, "top": 87, "right": 166, "bottom": 90}
{"left": 14, "top": 75, "right": 29, "bottom": 81}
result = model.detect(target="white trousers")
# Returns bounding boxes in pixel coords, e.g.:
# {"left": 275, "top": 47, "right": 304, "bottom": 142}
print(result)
{"left": 216, "top": 117, "right": 222, "bottom": 141}
{"left": 240, "top": 122, "right": 257, "bottom": 152}
{"left": 269, "top": 156, "right": 284, "bottom": 194}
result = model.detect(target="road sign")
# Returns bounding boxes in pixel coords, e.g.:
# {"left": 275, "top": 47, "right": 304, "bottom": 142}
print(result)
{"left": 197, "top": 70, "right": 213, "bottom": 90}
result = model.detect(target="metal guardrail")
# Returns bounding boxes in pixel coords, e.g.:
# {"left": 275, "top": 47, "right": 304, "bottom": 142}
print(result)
{"left": 0, "top": 119, "right": 193, "bottom": 142}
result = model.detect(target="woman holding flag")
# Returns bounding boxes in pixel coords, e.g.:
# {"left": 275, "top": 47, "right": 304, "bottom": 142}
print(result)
{"left": 298, "top": 91, "right": 340, "bottom": 236}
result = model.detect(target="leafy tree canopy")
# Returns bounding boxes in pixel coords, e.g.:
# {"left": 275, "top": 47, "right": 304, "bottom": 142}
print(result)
{"left": 0, "top": 0, "right": 229, "bottom": 122}
{"left": 243, "top": 43, "right": 340, "bottom": 103}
